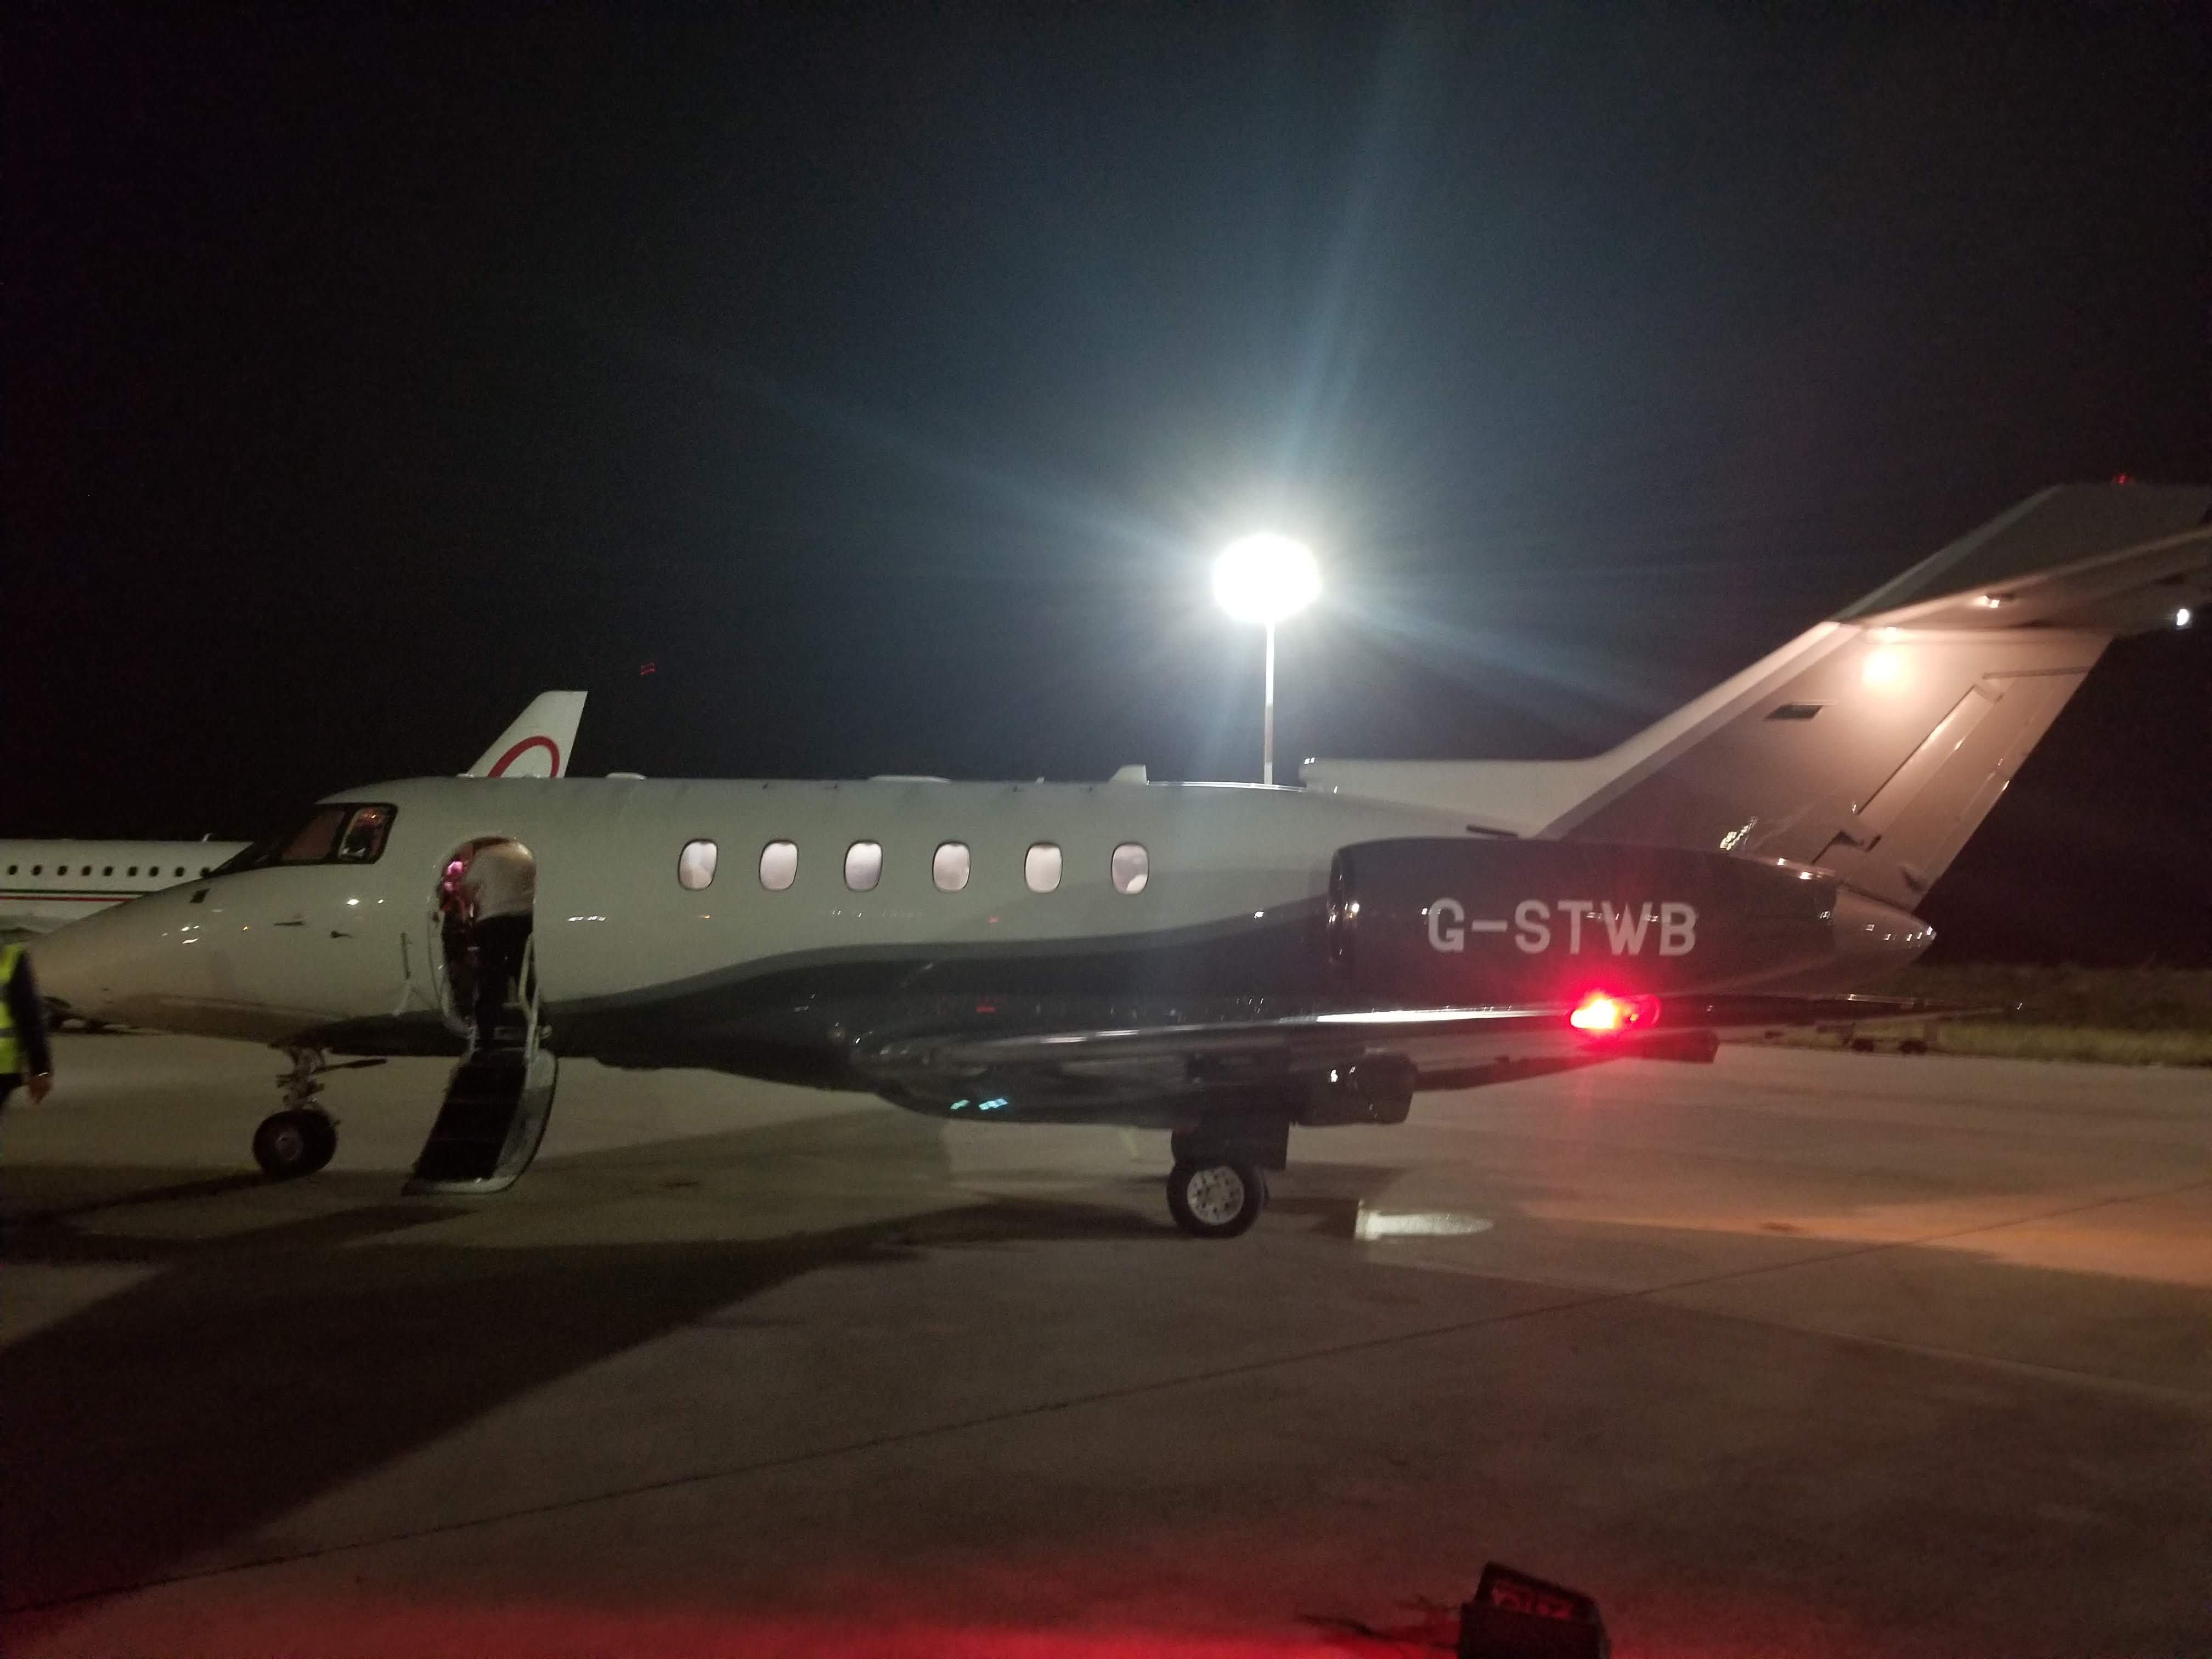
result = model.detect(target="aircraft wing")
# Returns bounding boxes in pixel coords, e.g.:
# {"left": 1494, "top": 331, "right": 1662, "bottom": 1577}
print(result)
{"left": 852, "top": 994, "right": 1942, "bottom": 1124}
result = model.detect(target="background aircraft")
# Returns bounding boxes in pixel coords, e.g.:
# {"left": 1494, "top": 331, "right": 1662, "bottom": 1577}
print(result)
{"left": 1, "top": 693, "right": 586, "bottom": 940}
{"left": 31, "top": 487, "right": 2209, "bottom": 1235}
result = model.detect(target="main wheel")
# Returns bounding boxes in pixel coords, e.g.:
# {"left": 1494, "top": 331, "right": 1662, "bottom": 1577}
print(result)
{"left": 1166, "top": 1158, "right": 1267, "bottom": 1239}
{"left": 253, "top": 1109, "right": 337, "bottom": 1180}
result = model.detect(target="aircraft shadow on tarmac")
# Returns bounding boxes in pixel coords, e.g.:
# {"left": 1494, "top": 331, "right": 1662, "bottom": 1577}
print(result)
{"left": 0, "top": 1109, "right": 1188, "bottom": 1632}
{"left": 5, "top": 1103, "right": 2210, "bottom": 1654}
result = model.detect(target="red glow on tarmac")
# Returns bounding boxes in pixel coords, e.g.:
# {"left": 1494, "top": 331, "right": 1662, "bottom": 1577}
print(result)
{"left": 10, "top": 1601, "right": 1325, "bottom": 1659}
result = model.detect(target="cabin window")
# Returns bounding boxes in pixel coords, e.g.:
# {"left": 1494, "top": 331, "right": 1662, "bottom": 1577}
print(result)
{"left": 1024, "top": 842, "right": 1062, "bottom": 893}
{"left": 678, "top": 839, "right": 718, "bottom": 890}
{"left": 759, "top": 840, "right": 798, "bottom": 890}
{"left": 103, "top": 866, "right": 114, "bottom": 877}
{"left": 932, "top": 842, "right": 970, "bottom": 892}
{"left": 31, "top": 866, "right": 41, "bottom": 876}
{"left": 335, "top": 805, "right": 393, "bottom": 864}
{"left": 5, "top": 865, "right": 15, "bottom": 876}
{"left": 1111, "top": 843, "right": 1149, "bottom": 894}
{"left": 128, "top": 866, "right": 139, "bottom": 877}
{"left": 81, "top": 866, "right": 92, "bottom": 876}
{"left": 844, "top": 840, "right": 883, "bottom": 891}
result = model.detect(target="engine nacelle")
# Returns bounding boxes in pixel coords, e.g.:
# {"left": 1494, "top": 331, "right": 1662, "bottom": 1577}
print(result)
{"left": 1326, "top": 838, "right": 1928, "bottom": 1003}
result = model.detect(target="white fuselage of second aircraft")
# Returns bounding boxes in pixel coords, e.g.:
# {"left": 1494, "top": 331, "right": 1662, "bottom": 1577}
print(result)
{"left": 1, "top": 841, "right": 249, "bottom": 938}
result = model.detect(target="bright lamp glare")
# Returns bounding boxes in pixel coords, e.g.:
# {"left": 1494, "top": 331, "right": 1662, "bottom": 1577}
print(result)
{"left": 1213, "top": 534, "right": 1320, "bottom": 625}
{"left": 2179, "top": 607, "right": 2193, "bottom": 629}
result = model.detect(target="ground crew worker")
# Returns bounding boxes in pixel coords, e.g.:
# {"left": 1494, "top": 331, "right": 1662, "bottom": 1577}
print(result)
{"left": 460, "top": 840, "right": 534, "bottom": 1045}
{"left": 2, "top": 942, "right": 58, "bottom": 1229}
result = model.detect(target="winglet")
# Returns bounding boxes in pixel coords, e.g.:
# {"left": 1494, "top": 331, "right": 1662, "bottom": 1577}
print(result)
{"left": 464, "top": 692, "right": 588, "bottom": 777}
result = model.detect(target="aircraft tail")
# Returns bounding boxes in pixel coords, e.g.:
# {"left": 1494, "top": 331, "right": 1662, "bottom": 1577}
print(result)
{"left": 464, "top": 692, "right": 588, "bottom": 778}
{"left": 1305, "top": 485, "right": 2211, "bottom": 910}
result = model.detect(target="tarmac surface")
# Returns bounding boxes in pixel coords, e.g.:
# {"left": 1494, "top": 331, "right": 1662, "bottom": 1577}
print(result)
{"left": 2, "top": 1033, "right": 2207, "bottom": 1658}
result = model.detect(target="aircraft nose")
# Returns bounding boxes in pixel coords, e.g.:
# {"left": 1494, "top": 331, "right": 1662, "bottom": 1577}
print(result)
{"left": 26, "top": 917, "right": 98, "bottom": 1020}
{"left": 1831, "top": 887, "right": 1935, "bottom": 968}
{"left": 26, "top": 892, "right": 177, "bottom": 1024}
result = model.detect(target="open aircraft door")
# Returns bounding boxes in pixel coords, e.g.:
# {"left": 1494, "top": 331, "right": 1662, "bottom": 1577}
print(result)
{"left": 407, "top": 834, "right": 560, "bottom": 1195}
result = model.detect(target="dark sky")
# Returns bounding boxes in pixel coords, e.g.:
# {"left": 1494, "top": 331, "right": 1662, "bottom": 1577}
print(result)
{"left": 8, "top": 5, "right": 2209, "bottom": 962}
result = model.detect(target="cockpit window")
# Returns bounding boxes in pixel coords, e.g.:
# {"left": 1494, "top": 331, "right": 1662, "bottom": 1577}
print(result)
{"left": 335, "top": 805, "right": 393, "bottom": 863}
{"left": 279, "top": 808, "right": 349, "bottom": 864}
{"left": 223, "top": 803, "right": 400, "bottom": 872}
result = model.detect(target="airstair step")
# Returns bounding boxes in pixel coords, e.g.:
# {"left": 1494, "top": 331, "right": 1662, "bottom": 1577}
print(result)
{"left": 407, "top": 1050, "right": 560, "bottom": 1194}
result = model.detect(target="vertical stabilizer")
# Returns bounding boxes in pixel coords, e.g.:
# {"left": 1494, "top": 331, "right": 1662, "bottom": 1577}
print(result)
{"left": 464, "top": 692, "right": 588, "bottom": 778}
{"left": 1306, "top": 486, "right": 2211, "bottom": 909}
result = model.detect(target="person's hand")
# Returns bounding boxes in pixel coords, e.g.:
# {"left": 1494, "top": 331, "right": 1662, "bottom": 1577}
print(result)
{"left": 27, "top": 1072, "right": 54, "bottom": 1105}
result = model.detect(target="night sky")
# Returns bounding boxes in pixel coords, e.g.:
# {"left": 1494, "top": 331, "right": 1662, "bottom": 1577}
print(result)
{"left": 9, "top": 7, "right": 2209, "bottom": 963}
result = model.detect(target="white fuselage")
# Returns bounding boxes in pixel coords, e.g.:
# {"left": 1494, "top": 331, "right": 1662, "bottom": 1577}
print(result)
{"left": 1, "top": 840, "right": 250, "bottom": 938}
{"left": 30, "top": 777, "right": 1461, "bottom": 1049}
{"left": 29, "top": 771, "right": 1932, "bottom": 1090}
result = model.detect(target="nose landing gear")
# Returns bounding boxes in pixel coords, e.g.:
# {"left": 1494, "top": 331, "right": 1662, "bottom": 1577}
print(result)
{"left": 251, "top": 1046, "right": 383, "bottom": 1180}
{"left": 253, "top": 1107, "right": 337, "bottom": 1179}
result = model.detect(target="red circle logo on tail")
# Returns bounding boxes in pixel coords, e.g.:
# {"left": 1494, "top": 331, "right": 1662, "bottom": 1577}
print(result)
{"left": 488, "top": 736, "right": 562, "bottom": 777}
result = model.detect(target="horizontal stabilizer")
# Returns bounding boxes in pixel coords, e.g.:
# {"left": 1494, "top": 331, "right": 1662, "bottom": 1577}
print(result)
{"left": 1839, "top": 483, "right": 2212, "bottom": 632}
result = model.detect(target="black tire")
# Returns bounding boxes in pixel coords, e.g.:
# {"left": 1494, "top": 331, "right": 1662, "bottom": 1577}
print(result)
{"left": 1849, "top": 1037, "right": 1877, "bottom": 1053}
{"left": 253, "top": 1109, "right": 337, "bottom": 1180}
{"left": 1166, "top": 1158, "right": 1266, "bottom": 1239}
{"left": 1899, "top": 1039, "right": 1929, "bottom": 1056}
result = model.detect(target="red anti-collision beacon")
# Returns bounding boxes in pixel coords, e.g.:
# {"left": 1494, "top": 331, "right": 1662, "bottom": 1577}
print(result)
{"left": 1569, "top": 991, "right": 1658, "bottom": 1034}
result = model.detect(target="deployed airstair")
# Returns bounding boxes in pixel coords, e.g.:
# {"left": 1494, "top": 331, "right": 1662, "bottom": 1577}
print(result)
{"left": 407, "top": 935, "right": 558, "bottom": 1195}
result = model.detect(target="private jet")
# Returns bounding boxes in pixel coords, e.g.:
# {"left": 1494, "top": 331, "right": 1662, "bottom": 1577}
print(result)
{"left": 33, "top": 487, "right": 2209, "bottom": 1237}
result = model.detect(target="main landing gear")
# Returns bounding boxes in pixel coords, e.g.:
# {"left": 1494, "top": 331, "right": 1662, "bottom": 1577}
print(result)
{"left": 1167, "top": 1157, "right": 1268, "bottom": 1238}
{"left": 1165, "top": 1118, "right": 1287, "bottom": 1240}
{"left": 251, "top": 1046, "right": 383, "bottom": 1180}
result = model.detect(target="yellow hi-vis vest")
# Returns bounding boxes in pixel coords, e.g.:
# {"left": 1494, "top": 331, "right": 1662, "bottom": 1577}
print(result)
{"left": 0, "top": 943, "right": 22, "bottom": 1076}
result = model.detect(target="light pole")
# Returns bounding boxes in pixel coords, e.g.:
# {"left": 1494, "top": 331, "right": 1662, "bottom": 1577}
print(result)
{"left": 1212, "top": 533, "right": 1319, "bottom": 786}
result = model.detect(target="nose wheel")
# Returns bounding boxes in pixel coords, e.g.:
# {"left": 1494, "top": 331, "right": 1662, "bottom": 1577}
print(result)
{"left": 250, "top": 1045, "right": 374, "bottom": 1181}
{"left": 253, "top": 1108, "right": 337, "bottom": 1179}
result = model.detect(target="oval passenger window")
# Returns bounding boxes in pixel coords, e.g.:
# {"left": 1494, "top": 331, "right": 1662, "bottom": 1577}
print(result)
{"left": 844, "top": 840, "right": 882, "bottom": 891}
{"left": 759, "top": 840, "right": 798, "bottom": 890}
{"left": 1111, "top": 843, "right": 1148, "bottom": 894}
{"left": 932, "top": 842, "right": 970, "bottom": 893}
{"left": 678, "top": 839, "right": 718, "bottom": 890}
{"left": 1024, "top": 843, "right": 1062, "bottom": 893}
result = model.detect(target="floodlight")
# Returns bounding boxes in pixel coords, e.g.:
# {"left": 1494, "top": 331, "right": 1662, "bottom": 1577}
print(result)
{"left": 1212, "top": 534, "right": 1319, "bottom": 625}
{"left": 1212, "top": 534, "right": 1321, "bottom": 785}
